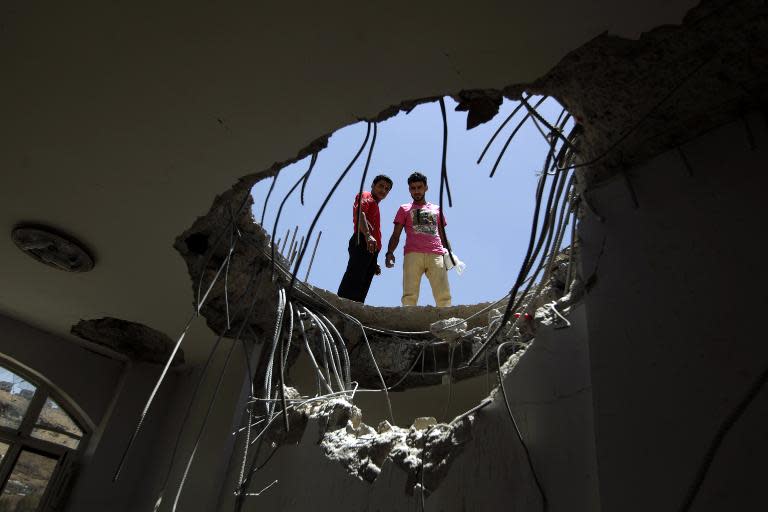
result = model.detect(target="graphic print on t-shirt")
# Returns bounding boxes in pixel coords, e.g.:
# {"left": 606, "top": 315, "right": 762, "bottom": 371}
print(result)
{"left": 410, "top": 207, "right": 438, "bottom": 235}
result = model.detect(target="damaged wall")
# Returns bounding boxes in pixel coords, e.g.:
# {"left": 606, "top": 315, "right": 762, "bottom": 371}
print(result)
{"left": 579, "top": 112, "right": 768, "bottom": 511}
{"left": 213, "top": 305, "right": 598, "bottom": 511}
{"left": 202, "top": 112, "right": 768, "bottom": 512}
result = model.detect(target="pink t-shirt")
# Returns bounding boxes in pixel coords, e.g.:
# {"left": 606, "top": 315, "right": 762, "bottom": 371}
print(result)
{"left": 393, "top": 202, "right": 446, "bottom": 255}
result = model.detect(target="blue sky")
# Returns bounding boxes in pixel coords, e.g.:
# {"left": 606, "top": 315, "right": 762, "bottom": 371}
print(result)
{"left": 251, "top": 96, "right": 571, "bottom": 307}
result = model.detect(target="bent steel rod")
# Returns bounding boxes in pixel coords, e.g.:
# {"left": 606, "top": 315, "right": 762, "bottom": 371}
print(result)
{"left": 354, "top": 122, "right": 378, "bottom": 247}
{"left": 271, "top": 154, "right": 318, "bottom": 278}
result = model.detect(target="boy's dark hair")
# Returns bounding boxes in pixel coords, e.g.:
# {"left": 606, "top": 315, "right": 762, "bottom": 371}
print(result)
{"left": 407, "top": 172, "right": 427, "bottom": 186}
{"left": 372, "top": 174, "right": 393, "bottom": 188}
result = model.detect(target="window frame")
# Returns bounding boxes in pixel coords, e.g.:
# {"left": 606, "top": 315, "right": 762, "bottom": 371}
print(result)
{"left": 0, "top": 359, "right": 89, "bottom": 511}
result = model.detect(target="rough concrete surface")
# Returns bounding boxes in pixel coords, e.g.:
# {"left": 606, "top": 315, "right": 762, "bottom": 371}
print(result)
{"left": 71, "top": 317, "right": 184, "bottom": 365}
{"left": 258, "top": 388, "right": 475, "bottom": 496}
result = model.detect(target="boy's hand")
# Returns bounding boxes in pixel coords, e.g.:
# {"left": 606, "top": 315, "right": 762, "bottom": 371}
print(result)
{"left": 385, "top": 252, "right": 395, "bottom": 268}
{"left": 375, "top": 264, "right": 381, "bottom": 275}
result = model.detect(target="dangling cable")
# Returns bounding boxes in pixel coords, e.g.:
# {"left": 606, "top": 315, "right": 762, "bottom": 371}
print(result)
{"left": 283, "top": 122, "right": 372, "bottom": 306}
{"left": 260, "top": 170, "right": 280, "bottom": 226}
{"left": 489, "top": 96, "right": 547, "bottom": 178}
{"left": 354, "top": 122, "right": 378, "bottom": 247}
{"left": 476, "top": 93, "right": 531, "bottom": 164}
{"left": 271, "top": 155, "right": 318, "bottom": 278}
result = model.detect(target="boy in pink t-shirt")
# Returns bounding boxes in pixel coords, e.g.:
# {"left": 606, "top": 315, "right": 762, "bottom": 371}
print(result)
{"left": 385, "top": 172, "right": 451, "bottom": 307}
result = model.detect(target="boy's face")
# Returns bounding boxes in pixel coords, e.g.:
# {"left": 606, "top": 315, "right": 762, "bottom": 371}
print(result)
{"left": 371, "top": 180, "right": 392, "bottom": 201}
{"left": 408, "top": 181, "right": 427, "bottom": 202}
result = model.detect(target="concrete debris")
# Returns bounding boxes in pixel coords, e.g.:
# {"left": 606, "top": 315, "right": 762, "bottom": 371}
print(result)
{"left": 430, "top": 318, "right": 467, "bottom": 342}
{"left": 312, "top": 398, "right": 363, "bottom": 438}
{"left": 71, "top": 317, "right": 184, "bottom": 365}
{"left": 488, "top": 308, "right": 502, "bottom": 326}
{"left": 535, "top": 276, "right": 584, "bottom": 329}
{"left": 263, "top": 389, "right": 475, "bottom": 492}
{"left": 12, "top": 226, "right": 95, "bottom": 273}
{"left": 412, "top": 417, "right": 437, "bottom": 430}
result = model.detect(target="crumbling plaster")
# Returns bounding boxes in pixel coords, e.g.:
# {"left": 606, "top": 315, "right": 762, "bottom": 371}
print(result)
{"left": 215, "top": 305, "right": 597, "bottom": 511}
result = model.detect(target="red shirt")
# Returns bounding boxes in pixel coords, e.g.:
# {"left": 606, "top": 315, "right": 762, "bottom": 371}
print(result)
{"left": 352, "top": 191, "right": 381, "bottom": 251}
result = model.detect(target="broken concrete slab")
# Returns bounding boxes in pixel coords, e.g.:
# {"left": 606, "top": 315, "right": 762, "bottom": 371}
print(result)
{"left": 71, "top": 317, "right": 183, "bottom": 365}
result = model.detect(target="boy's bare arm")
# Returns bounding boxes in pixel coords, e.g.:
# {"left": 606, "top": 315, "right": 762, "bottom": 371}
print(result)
{"left": 356, "top": 210, "right": 377, "bottom": 252}
{"left": 385, "top": 224, "right": 403, "bottom": 268}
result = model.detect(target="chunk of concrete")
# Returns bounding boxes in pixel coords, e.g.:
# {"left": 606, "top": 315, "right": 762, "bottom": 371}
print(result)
{"left": 430, "top": 318, "right": 467, "bottom": 341}
{"left": 412, "top": 416, "right": 437, "bottom": 430}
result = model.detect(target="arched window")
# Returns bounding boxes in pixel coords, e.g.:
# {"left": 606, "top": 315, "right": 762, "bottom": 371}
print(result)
{"left": 0, "top": 360, "right": 88, "bottom": 512}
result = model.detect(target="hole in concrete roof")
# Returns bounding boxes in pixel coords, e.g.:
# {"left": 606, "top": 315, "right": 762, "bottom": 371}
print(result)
{"left": 71, "top": 317, "right": 184, "bottom": 365}
{"left": 250, "top": 95, "right": 575, "bottom": 309}
{"left": 220, "top": 94, "right": 582, "bottom": 428}
{"left": 171, "top": 89, "right": 582, "bottom": 501}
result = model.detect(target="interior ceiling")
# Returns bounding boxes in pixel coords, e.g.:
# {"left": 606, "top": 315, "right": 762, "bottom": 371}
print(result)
{"left": 0, "top": 1, "right": 698, "bottom": 364}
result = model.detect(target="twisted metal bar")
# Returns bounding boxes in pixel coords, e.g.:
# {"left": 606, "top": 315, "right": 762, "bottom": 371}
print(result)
{"left": 260, "top": 170, "right": 280, "bottom": 226}
{"left": 114, "top": 247, "right": 234, "bottom": 482}
{"left": 354, "top": 122, "right": 378, "bottom": 247}
{"left": 476, "top": 93, "right": 531, "bottom": 165}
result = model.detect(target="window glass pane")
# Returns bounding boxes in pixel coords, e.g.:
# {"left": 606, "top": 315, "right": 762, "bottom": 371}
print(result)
{"left": 0, "top": 449, "right": 58, "bottom": 512}
{"left": 0, "top": 366, "right": 37, "bottom": 430}
{"left": 31, "top": 398, "right": 82, "bottom": 450}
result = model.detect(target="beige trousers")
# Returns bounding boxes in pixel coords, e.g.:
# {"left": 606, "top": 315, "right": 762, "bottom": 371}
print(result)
{"left": 402, "top": 252, "right": 452, "bottom": 307}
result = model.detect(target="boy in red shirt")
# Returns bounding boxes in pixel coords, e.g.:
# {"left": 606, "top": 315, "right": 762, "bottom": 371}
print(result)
{"left": 337, "top": 175, "right": 393, "bottom": 303}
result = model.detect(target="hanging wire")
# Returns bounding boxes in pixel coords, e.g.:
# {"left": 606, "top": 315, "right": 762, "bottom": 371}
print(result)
{"left": 282, "top": 122, "right": 372, "bottom": 303}
{"left": 354, "top": 122, "right": 378, "bottom": 247}
{"left": 303, "top": 231, "right": 322, "bottom": 282}
{"left": 114, "top": 243, "right": 235, "bottom": 482}
{"left": 271, "top": 155, "right": 318, "bottom": 278}
{"left": 496, "top": 340, "right": 548, "bottom": 511}
{"left": 300, "top": 153, "right": 317, "bottom": 205}
{"left": 260, "top": 170, "right": 280, "bottom": 226}
{"left": 489, "top": 96, "right": 547, "bottom": 178}
{"left": 170, "top": 263, "right": 269, "bottom": 511}
{"left": 476, "top": 93, "right": 531, "bottom": 164}
{"left": 437, "top": 98, "right": 456, "bottom": 267}
{"left": 678, "top": 365, "right": 768, "bottom": 512}
{"left": 467, "top": 108, "right": 576, "bottom": 367}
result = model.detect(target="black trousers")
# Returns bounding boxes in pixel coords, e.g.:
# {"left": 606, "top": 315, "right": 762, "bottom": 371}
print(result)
{"left": 337, "top": 233, "right": 379, "bottom": 303}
